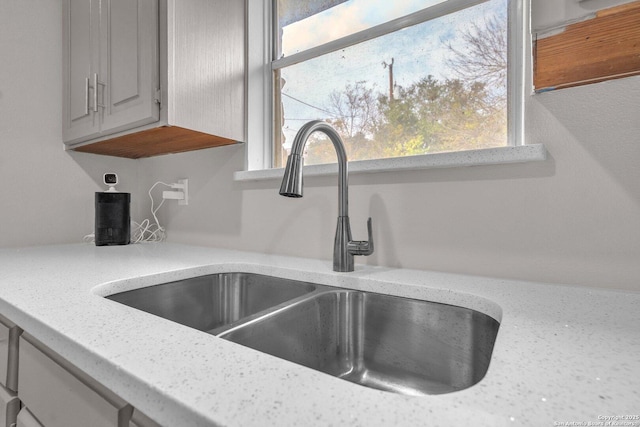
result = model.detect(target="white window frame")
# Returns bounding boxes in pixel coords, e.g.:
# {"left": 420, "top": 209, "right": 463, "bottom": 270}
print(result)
{"left": 238, "top": 0, "right": 544, "bottom": 180}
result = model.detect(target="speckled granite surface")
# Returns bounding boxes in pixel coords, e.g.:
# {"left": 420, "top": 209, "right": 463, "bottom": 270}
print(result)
{"left": 0, "top": 243, "right": 638, "bottom": 427}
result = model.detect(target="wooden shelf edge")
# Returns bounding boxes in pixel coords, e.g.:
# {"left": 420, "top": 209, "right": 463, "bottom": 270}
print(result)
{"left": 72, "top": 126, "right": 240, "bottom": 159}
{"left": 534, "top": 1, "right": 640, "bottom": 92}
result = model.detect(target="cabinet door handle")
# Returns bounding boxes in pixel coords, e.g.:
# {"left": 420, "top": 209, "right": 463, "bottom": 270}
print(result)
{"left": 93, "top": 73, "right": 106, "bottom": 111}
{"left": 92, "top": 73, "right": 98, "bottom": 112}
{"left": 85, "top": 77, "right": 90, "bottom": 115}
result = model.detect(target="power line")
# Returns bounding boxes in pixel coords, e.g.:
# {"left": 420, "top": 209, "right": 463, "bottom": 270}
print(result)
{"left": 282, "top": 92, "right": 335, "bottom": 116}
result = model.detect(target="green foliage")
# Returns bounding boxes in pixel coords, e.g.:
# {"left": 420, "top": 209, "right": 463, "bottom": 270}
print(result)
{"left": 304, "top": 76, "right": 506, "bottom": 164}
{"left": 380, "top": 76, "right": 506, "bottom": 156}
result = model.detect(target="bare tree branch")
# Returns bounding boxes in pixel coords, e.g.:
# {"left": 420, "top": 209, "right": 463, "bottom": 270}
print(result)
{"left": 445, "top": 15, "right": 507, "bottom": 92}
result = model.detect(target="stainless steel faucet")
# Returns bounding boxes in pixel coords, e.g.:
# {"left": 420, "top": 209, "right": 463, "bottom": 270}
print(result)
{"left": 279, "top": 120, "right": 374, "bottom": 272}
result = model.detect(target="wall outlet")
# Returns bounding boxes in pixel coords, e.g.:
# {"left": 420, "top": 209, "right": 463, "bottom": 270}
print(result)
{"left": 178, "top": 179, "right": 188, "bottom": 206}
{"left": 162, "top": 179, "right": 189, "bottom": 205}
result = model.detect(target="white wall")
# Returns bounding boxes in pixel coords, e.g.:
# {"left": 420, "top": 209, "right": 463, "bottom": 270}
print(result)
{"left": 0, "top": 1, "right": 139, "bottom": 247}
{"left": 532, "top": 0, "right": 636, "bottom": 32}
{"left": 138, "top": 74, "right": 640, "bottom": 292}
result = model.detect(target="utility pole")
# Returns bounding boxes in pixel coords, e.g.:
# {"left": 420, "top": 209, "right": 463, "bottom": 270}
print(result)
{"left": 382, "top": 58, "right": 395, "bottom": 101}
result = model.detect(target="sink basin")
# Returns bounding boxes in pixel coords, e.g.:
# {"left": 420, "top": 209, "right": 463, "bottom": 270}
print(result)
{"left": 106, "top": 272, "right": 317, "bottom": 333}
{"left": 107, "top": 272, "right": 499, "bottom": 396}
{"left": 219, "top": 290, "right": 499, "bottom": 396}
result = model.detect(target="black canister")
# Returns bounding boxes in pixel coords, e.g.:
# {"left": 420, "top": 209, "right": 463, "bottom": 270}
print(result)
{"left": 95, "top": 192, "right": 131, "bottom": 246}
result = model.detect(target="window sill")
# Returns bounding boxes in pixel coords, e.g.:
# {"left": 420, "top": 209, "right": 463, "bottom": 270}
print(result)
{"left": 234, "top": 144, "right": 547, "bottom": 182}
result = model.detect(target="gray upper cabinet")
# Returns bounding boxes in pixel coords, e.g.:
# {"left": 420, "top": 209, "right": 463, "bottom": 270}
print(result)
{"left": 98, "top": 0, "right": 160, "bottom": 137}
{"left": 63, "top": 0, "right": 246, "bottom": 159}
{"left": 63, "top": 0, "right": 159, "bottom": 146}
{"left": 63, "top": 0, "right": 100, "bottom": 143}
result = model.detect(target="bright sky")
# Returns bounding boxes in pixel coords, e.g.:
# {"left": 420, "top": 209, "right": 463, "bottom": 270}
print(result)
{"left": 278, "top": 0, "right": 507, "bottom": 146}
{"left": 282, "top": 0, "right": 447, "bottom": 56}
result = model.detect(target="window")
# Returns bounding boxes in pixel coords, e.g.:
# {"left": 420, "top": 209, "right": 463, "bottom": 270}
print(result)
{"left": 268, "top": 0, "right": 522, "bottom": 169}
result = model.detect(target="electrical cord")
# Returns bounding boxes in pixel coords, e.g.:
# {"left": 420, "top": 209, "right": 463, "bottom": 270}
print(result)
{"left": 132, "top": 181, "right": 172, "bottom": 243}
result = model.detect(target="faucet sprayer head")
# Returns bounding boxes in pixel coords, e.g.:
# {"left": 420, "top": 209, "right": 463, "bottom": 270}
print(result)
{"left": 279, "top": 153, "right": 304, "bottom": 198}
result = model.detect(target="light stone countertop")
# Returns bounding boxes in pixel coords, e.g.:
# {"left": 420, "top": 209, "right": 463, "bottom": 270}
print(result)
{"left": 0, "top": 243, "right": 638, "bottom": 427}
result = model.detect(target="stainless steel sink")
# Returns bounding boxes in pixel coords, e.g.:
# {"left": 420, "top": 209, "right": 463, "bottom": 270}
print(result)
{"left": 219, "top": 290, "right": 498, "bottom": 395}
{"left": 107, "top": 273, "right": 499, "bottom": 395}
{"left": 106, "top": 272, "right": 317, "bottom": 333}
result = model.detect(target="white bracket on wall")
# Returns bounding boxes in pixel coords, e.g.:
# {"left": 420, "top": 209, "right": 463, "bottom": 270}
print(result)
{"left": 162, "top": 179, "right": 189, "bottom": 205}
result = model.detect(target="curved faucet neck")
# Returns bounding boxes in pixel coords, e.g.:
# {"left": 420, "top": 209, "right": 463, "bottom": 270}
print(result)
{"left": 289, "top": 120, "right": 349, "bottom": 218}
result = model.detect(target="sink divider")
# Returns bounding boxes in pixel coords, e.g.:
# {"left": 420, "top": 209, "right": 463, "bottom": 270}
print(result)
{"left": 210, "top": 288, "right": 334, "bottom": 337}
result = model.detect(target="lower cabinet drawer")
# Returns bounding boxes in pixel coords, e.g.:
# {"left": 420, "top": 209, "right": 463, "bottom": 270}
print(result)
{"left": 0, "top": 322, "right": 9, "bottom": 389}
{"left": 18, "top": 335, "right": 132, "bottom": 427}
{"left": 0, "top": 385, "right": 19, "bottom": 427}
{"left": 129, "top": 409, "right": 161, "bottom": 427}
{"left": 16, "top": 408, "right": 43, "bottom": 427}
{"left": 0, "top": 315, "right": 20, "bottom": 392}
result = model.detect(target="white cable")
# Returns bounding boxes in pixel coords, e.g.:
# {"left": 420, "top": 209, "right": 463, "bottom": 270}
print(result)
{"left": 133, "top": 181, "right": 172, "bottom": 243}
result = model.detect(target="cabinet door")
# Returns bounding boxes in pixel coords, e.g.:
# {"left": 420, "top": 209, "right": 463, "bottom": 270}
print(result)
{"left": 16, "top": 408, "right": 43, "bottom": 427}
{"left": 129, "top": 409, "right": 161, "bottom": 427}
{"left": 98, "top": 0, "right": 160, "bottom": 137}
{"left": 18, "top": 337, "right": 131, "bottom": 427}
{"left": 0, "top": 316, "right": 20, "bottom": 393}
{"left": 0, "top": 385, "right": 19, "bottom": 427}
{"left": 63, "top": 0, "right": 101, "bottom": 144}
{"left": 0, "top": 323, "right": 9, "bottom": 389}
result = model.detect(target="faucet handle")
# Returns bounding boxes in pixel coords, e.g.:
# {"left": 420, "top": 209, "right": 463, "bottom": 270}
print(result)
{"left": 348, "top": 217, "right": 374, "bottom": 256}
